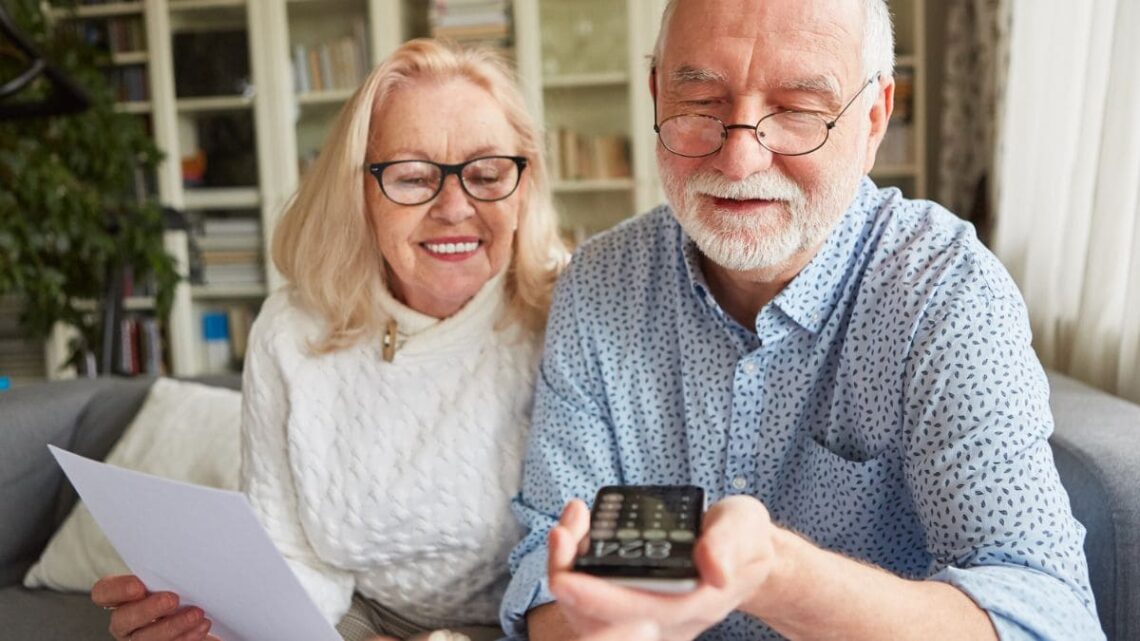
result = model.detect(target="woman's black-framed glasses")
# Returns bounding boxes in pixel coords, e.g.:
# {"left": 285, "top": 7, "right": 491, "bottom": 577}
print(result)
{"left": 366, "top": 155, "right": 528, "bottom": 206}
{"left": 654, "top": 73, "right": 882, "bottom": 158}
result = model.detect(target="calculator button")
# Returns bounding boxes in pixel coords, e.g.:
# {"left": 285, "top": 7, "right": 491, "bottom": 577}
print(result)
{"left": 593, "top": 518, "right": 617, "bottom": 529}
{"left": 643, "top": 529, "right": 666, "bottom": 541}
{"left": 616, "top": 528, "right": 640, "bottom": 540}
{"left": 601, "top": 493, "right": 624, "bottom": 503}
{"left": 590, "top": 528, "right": 616, "bottom": 540}
{"left": 669, "top": 529, "right": 695, "bottom": 543}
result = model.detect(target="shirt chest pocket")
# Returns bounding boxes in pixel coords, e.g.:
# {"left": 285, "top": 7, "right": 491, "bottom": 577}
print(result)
{"left": 775, "top": 434, "right": 910, "bottom": 560}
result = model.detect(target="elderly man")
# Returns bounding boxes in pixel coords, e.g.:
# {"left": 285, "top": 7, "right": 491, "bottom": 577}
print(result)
{"left": 500, "top": 1, "right": 1104, "bottom": 640}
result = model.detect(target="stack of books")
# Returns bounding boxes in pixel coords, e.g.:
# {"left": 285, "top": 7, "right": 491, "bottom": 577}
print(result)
{"left": 430, "top": 0, "right": 513, "bottom": 50}
{"left": 292, "top": 21, "right": 369, "bottom": 95}
{"left": 545, "top": 129, "right": 631, "bottom": 182}
{"left": 194, "top": 218, "right": 264, "bottom": 288}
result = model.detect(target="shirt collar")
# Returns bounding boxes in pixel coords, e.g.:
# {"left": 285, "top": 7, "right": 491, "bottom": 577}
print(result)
{"left": 675, "top": 177, "right": 878, "bottom": 336}
{"left": 769, "top": 177, "right": 877, "bottom": 334}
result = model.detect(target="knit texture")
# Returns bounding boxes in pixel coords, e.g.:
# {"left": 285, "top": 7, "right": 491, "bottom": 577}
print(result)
{"left": 240, "top": 274, "right": 540, "bottom": 629}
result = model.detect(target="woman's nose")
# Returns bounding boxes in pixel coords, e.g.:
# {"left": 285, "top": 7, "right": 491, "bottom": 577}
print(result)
{"left": 429, "top": 174, "right": 476, "bottom": 223}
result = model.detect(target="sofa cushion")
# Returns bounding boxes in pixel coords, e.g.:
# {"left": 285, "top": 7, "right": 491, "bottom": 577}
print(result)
{"left": 23, "top": 378, "right": 242, "bottom": 592}
{"left": 1048, "top": 372, "right": 1140, "bottom": 641}
{"left": 0, "top": 586, "right": 113, "bottom": 641}
{"left": 0, "top": 377, "right": 152, "bottom": 587}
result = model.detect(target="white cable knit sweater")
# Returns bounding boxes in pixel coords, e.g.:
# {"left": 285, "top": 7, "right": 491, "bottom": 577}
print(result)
{"left": 240, "top": 274, "right": 540, "bottom": 629}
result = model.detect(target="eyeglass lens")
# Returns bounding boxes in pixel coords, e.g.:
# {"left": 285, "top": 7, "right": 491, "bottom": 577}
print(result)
{"left": 659, "top": 111, "right": 831, "bottom": 157}
{"left": 381, "top": 157, "right": 520, "bottom": 205}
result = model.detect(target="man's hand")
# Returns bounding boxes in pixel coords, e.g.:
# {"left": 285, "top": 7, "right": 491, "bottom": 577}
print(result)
{"left": 545, "top": 496, "right": 788, "bottom": 641}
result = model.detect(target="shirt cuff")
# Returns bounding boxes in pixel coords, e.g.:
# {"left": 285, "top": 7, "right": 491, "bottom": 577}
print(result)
{"left": 500, "top": 546, "right": 556, "bottom": 638}
{"left": 929, "top": 565, "right": 1104, "bottom": 641}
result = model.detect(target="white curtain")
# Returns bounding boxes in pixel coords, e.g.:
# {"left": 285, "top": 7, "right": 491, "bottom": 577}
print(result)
{"left": 993, "top": 0, "right": 1140, "bottom": 404}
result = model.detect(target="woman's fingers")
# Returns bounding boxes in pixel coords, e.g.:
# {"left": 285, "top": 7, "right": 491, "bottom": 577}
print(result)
{"left": 91, "top": 574, "right": 147, "bottom": 608}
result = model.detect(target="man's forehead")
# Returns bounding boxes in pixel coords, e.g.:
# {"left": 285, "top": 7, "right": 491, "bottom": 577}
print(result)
{"left": 660, "top": 0, "right": 863, "bottom": 85}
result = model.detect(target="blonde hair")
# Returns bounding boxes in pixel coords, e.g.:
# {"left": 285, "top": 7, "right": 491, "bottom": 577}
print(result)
{"left": 273, "top": 39, "right": 568, "bottom": 353}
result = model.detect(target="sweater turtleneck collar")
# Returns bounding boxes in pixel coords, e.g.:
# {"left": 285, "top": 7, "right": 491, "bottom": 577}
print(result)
{"left": 373, "top": 269, "right": 509, "bottom": 359}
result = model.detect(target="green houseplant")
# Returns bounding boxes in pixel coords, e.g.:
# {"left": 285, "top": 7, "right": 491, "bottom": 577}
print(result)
{"left": 0, "top": 0, "right": 178, "bottom": 373}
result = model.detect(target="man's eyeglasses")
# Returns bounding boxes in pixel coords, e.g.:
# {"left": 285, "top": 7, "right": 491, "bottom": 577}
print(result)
{"left": 654, "top": 73, "right": 881, "bottom": 158}
{"left": 366, "top": 155, "right": 528, "bottom": 206}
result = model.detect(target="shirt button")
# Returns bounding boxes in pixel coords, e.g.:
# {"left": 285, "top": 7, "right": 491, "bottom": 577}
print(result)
{"left": 743, "top": 362, "right": 757, "bottom": 374}
{"left": 731, "top": 476, "right": 747, "bottom": 490}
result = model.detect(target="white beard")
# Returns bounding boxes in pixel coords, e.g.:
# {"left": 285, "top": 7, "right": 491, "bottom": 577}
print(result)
{"left": 661, "top": 164, "right": 856, "bottom": 272}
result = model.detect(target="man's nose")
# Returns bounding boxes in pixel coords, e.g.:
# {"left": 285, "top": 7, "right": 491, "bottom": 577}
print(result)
{"left": 429, "top": 174, "right": 476, "bottom": 223}
{"left": 710, "top": 120, "right": 775, "bottom": 181}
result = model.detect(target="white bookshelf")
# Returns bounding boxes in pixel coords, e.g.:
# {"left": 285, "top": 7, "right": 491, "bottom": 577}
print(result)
{"left": 19, "top": 0, "right": 930, "bottom": 381}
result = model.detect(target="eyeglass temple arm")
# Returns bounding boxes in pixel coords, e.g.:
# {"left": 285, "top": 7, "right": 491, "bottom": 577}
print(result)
{"left": 827, "top": 72, "right": 883, "bottom": 129}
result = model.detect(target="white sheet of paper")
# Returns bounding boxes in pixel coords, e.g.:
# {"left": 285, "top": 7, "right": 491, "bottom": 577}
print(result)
{"left": 49, "top": 445, "right": 340, "bottom": 641}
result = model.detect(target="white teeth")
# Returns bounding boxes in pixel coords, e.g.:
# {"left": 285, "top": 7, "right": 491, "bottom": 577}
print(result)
{"left": 423, "top": 241, "right": 480, "bottom": 254}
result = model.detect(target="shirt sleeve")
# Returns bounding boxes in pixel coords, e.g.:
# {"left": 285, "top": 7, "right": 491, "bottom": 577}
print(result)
{"left": 240, "top": 313, "right": 355, "bottom": 626}
{"left": 902, "top": 251, "right": 1105, "bottom": 640}
{"left": 500, "top": 264, "right": 625, "bottom": 638}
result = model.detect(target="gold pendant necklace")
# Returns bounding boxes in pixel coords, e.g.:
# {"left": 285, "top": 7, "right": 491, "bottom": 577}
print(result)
{"left": 382, "top": 319, "right": 398, "bottom": 362}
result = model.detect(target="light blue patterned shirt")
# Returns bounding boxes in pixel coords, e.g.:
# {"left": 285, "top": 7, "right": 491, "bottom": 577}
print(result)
{"left": 501, "top": 179, "right": 1104, "bottom": 640}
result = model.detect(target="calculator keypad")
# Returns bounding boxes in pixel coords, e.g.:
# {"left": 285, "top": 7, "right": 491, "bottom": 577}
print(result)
{"left": 577, "top": 486, "right": 703, "bottom": 570}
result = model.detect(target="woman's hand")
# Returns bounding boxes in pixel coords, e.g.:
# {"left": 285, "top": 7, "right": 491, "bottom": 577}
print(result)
{"left": 91, "top": 574, "right": 218, "bottom": 641}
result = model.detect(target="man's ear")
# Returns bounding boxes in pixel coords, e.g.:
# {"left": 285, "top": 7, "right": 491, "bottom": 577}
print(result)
{"left": 864, "top": 75, "right": 895, "bottom": 173}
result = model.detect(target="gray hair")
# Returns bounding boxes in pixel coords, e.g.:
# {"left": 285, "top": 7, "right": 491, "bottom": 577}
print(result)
{"left": 652, "top": 0, "right": 895, "bottom": 82}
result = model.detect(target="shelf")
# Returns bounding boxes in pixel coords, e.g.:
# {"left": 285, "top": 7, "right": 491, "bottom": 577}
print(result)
{"left": 176, "top": 95, "right": 255, "bottom": 113}
{"left": 111, "top": 51, "right": 150, "bottom": 65}
{"left": 114, "top": 101, "right": 152, "bottom": 114}
{"left": 192, "top": 284, "right": 267, "bottom": 299}
{"left": 73, "top": 296, "right": 157, "bottom": 312}
{"left": 871, "top": 164, "right": 920, "bottom": 178}
{"left": 169, "top": 0, "right": 246, "bottom": 10}
{"left": 297, "top": 89, "right": 355, "bottom": 106}
{"left": 553, "top": 178, "right": 635, "bottom": 193}
{"left": 543, "top": 71, "right": 630, "bottom": 89}
{"left": 51, "top": 2, "right": 144, "bottom": 19}
{"left": 183, "top": 187, "right": 261, "bottom": 210}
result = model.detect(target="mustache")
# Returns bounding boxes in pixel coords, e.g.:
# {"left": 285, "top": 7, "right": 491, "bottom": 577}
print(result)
{"left": 684, "top": 171, "right": 806, "bottom": 203}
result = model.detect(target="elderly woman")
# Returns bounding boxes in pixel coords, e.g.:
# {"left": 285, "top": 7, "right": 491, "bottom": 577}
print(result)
{"left": 91, "top": 38, "right": 567, "bottom": 641}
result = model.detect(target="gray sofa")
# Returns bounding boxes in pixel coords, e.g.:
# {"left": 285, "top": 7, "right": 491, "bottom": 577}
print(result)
{"left": 1, "top": 373, "right": 1138, "bottom": 640}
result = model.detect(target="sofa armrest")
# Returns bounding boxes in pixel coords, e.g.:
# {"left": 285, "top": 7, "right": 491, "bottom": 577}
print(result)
{"left": 1048, "top": 371, "right": 1140, "bottom": 641}
{"left": 0, "top": 377, "right": 153, "bottom": 588}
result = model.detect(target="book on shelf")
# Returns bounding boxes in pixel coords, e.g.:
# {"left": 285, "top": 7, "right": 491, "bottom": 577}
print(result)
{"left": 546, "top": 128, "right": 631, "bottom": 181}
{"left": 227, "top": 306, "right": 253, "bottom": 363}
{"left": 196, "top": 234, "right": 261, "bottom": 251}
{"left": 107, "top": 17, "right": 146, "bottom": 54}
{"left": 116, "top": 314, "right": 164, "bottom": 376}
{"left": 201, "top": 263, "right": 264, "bottom": 286}
{"left": 201, "top": 217, "right": 261, "bottom": 237}
{"left": 430, "top": 0, "right": 513, "bottom": 48}
{"left": 892, "top": 68, "right": 914, "bottom": 124}
{"left": 292, "top": 21, "right": 369, "bottom": 95}
{"left": 109, "top": 65, "right": 148, "bottom": 102}
{"left": 173, "top": 30, "right": 251, "bottom": 98}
